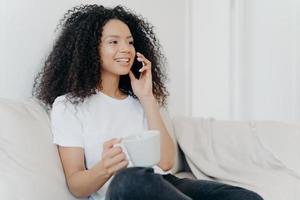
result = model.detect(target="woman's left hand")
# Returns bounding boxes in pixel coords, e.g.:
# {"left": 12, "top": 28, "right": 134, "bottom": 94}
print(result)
{"left": 129, "top": 52, "right": 154, "bottom": 100}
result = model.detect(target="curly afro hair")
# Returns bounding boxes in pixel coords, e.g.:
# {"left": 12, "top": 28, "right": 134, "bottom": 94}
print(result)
{"left": 33, "top": 4, "right": 169, "bottom": 109}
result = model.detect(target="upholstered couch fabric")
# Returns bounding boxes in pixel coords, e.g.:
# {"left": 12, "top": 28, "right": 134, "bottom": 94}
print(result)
{"left": 0, "top": 98, "right": 85, "bottom": 200}
{"left": 173, "top": 117, "right": 300, "bottom": 200}
{"left": 1, "top": 98, "right": 300, "bottom": 200}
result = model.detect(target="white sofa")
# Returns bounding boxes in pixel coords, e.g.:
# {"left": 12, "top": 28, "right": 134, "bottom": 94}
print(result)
{"left": 1, "top": 98, "right": 300, "bottom": 200}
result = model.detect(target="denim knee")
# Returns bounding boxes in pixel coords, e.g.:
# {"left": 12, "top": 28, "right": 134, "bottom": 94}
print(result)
{"left": 105, "top": 167, "right": 160, "bottom": 200}
{"left": 114, "top": 167, "right": 154, "bottom": 183}
{"left": 228, "top": 187, "right": 264, "bottom": 200}
{"left": 243, "top": 191, "right": 263, "bottom": 200}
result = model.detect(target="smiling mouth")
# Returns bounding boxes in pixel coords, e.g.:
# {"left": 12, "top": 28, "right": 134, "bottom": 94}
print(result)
{"left": 114, "top": 58, "right": 131, "bottom": 65}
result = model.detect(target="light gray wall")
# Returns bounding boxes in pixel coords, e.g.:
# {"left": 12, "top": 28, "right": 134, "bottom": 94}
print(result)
{"left": 190, "top": 0, "right": 300, "bottom": 122}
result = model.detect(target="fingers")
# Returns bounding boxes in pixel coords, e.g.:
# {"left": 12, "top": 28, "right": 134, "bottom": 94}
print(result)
{"left": 137, "top": 52, "right": 151, "bottom": 73}
{"left": 138, "top": 65, "right": 151, "bottom": 73}
{"left": 129, "top": 52, "right": 151, "bottom": 81}
{"left": 103, "top": 151, "right": 127, "bottom": 169}
{"left": 101, "top": 138, "right": 129, "bottom": 175}
{"left": 103, "top": 145, "right": 122, "bottom": 158}
{"left": 102, "top": 154, "right": 129, "bottom": 175}
{"left": 103, "top": 138, "right": 121, "bottom": 152}
{"left": 108, "top": 160, "right": 128, "bottom": 174}
{"left": 128, "top": 70, "right": 137, "bottom": 81}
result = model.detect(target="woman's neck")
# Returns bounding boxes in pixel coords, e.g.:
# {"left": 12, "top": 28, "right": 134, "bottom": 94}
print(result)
{"left": 98, "top": 71, "right": 126, "bottom": 99}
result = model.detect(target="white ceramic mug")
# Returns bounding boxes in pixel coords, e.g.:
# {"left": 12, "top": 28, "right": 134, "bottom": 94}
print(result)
{"left": 115, "top": 130, "right": 160, "bottom": 167}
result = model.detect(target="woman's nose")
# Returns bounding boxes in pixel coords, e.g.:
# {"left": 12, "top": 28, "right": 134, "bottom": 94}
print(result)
{"left": 119, "top": 41, "right": 131, "bottom": 52}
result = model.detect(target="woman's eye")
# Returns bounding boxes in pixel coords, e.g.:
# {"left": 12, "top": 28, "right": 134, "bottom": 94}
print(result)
{"left": 129, "top": 41, "right": 134, "bottom": 45}
{"left": 109, "top": 41, "right": 118, "bottom": 44}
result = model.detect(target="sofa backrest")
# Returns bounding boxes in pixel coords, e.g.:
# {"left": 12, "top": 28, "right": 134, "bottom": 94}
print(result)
{"left": 0, "top": 98, "right": 86, "bottom": 200}
{"left": 172, "top": 116, "right": 300, "bottom": 200}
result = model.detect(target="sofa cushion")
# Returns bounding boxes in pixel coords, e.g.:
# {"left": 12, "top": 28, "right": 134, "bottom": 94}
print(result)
{"left": 173, "top": 117, "right": 300, "bottom": 200}
{"left": 0, "top": 98, "right": 85, "bottom": 200}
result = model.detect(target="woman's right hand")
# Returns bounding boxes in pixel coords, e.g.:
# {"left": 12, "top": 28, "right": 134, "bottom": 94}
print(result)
{"left": 100, "top": 138, "right": 129, "bottom": 177}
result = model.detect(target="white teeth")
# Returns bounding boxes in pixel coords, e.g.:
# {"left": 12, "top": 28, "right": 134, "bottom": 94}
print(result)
{"left": 115, "top": 58, "right": 130, "bottom": 62}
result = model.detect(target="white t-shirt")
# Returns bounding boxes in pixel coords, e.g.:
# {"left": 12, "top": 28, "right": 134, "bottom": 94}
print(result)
{"left": 50, "top": 91, "right": 164, "bottom": 200}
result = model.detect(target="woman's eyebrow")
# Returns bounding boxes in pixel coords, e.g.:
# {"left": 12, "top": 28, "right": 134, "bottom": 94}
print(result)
{"left": 103, "top": 35, "right": 133, "bottom": 39}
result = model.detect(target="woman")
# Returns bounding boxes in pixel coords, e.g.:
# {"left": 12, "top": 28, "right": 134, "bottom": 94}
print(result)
{"left": 33, "top": 4, "right": 263, "bottom": 200}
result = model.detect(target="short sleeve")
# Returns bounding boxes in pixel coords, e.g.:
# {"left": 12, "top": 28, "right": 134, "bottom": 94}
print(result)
{"left": 50, "top": 96, "right": 84, "bottom": 148}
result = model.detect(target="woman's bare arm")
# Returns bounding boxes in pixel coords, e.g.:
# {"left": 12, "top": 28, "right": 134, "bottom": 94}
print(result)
{"left": 140, "top": 96, "right": 175, "bottom": 171}
{"left": 58, "top": 138, "right": 128, "bottom": 198}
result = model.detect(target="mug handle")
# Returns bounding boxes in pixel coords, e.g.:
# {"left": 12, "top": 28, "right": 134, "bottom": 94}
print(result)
{"left": 114, "top": 142, "right": 134, "bottom": 167}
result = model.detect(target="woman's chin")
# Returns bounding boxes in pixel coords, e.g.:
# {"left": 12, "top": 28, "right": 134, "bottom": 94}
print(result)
{"left": 109, "top": 65, "right": 133, "bottom": 76}
{"left": 118, "top": 69, "right": 131, "bottom": 76}
{"left": 119, "top": 67, "right": 133, "bottom": 75}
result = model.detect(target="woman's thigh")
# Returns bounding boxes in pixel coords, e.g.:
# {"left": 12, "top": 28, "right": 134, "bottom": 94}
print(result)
{"left": 106, "top": 167, "right": 192, "bottom": 200}
{"left": 163, "top": 174, "right": 263, "bottom": 200}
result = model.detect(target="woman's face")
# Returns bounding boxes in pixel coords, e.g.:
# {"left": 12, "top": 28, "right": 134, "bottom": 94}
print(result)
{"left": 99, "top": 19, "right": 136, "bottom": 76}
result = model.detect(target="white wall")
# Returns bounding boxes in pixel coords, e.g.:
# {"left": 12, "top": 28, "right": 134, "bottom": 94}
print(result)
{"left": 190, "top": 0, "right": 232, "bottom": 119}
{"left": 0, "top": 0, "right": 189, "bottom": 117}
{"left": 245, "top": 0, "right": 300, "bottom": 122}
{"left": 2, "top": 0, "right": 300, "bottom": 121}
{"left": 190, "top": 0, "right": 300, "bottom": 122}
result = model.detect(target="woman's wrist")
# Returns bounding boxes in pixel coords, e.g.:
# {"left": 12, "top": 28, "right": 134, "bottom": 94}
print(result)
{"left": 139, "top": 95, "right": 160, "bottom": 117}
{"left": 90, "top": 160, "right": 112, "bottom": 180}
{"left": 138, "top": 94, "right": 156, "bottom": 105}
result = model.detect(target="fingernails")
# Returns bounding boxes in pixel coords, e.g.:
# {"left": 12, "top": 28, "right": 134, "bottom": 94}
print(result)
{"left": 137, "top": 57, "right": 142, "bottom": 61}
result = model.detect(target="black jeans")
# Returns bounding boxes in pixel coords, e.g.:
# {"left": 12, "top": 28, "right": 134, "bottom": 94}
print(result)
{"left": 105, "top": 167, "right": 263, "bottom": 200}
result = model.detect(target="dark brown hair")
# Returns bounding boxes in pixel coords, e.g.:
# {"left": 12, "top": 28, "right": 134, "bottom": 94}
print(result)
{"left": 33, "top": 4, "right": 169, "bottom": 108}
